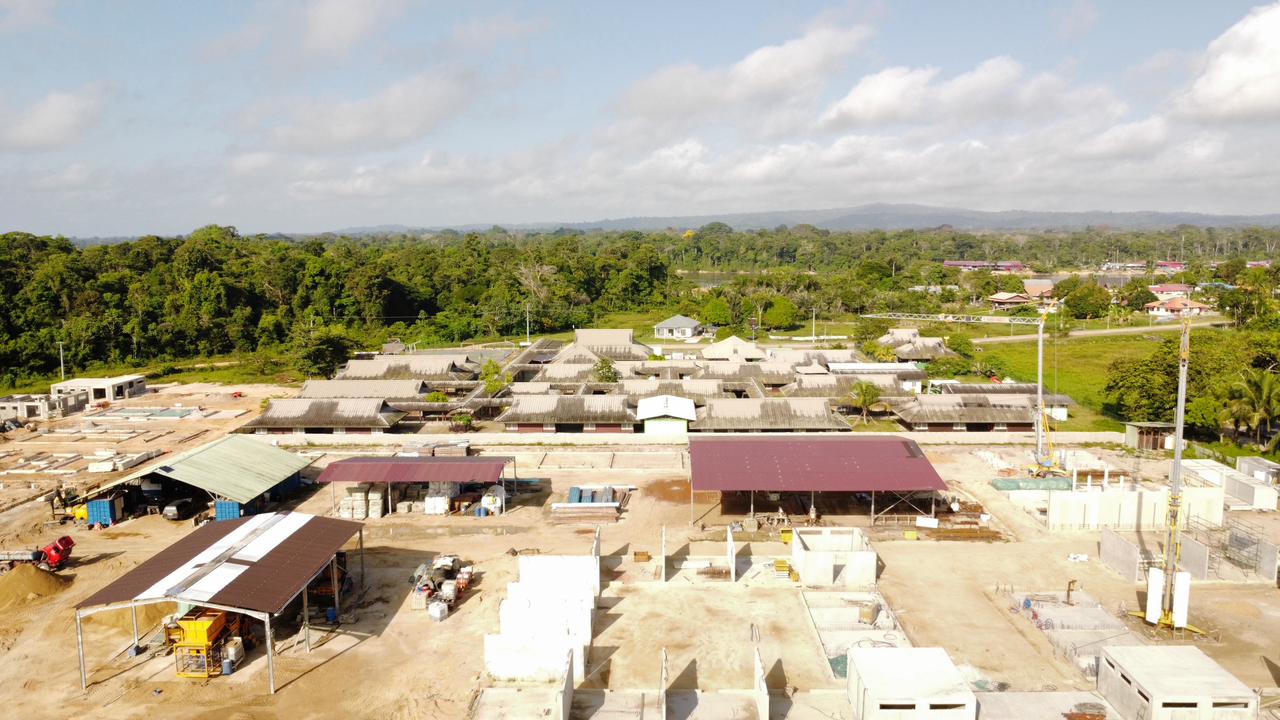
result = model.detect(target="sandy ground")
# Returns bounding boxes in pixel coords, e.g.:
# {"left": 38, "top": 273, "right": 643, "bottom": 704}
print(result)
{"left": 0, "top": 432, "right": 1275, "bottom": 720}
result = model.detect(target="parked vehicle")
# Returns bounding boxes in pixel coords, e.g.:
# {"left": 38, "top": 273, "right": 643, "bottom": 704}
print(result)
{"left": 163, "top": 498, "right": 195, "bottom": 521}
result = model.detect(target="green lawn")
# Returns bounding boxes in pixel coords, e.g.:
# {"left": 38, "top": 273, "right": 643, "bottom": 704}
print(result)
{"left": 976, "top": 333, "right": 1179, "bottom": 431}
{"left": 5, "top": 354, "right": 304, "bottom": 395}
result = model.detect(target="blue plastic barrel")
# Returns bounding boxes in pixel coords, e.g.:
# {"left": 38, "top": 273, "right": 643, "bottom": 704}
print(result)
{"left": 475, "top": 506, "right": 489, "bottom": 517}
{"left": 222, "top": 658, "right": 234, "bottom": 676}
{"left": 568, "top": 487, "right": 582, "bottom": 503}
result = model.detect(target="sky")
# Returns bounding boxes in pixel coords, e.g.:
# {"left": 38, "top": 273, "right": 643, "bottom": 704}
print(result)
{"left": 2, "top": 1, "right": 1279, "bottom": 237}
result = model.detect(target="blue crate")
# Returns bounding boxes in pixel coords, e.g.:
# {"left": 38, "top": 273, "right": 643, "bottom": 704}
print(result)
{"left": 214, "top": 500, "right": 242, "bottom": 521}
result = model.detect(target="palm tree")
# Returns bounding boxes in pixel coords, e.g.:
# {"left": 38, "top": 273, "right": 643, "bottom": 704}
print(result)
{"left": 1231, "top": 367, "right": 1280, "bottom": 446}
{"left": 846, "top": 381, "right": 885, "bottom": 424}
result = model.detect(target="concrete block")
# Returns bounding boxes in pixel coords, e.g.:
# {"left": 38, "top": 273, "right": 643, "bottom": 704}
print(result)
{"left": 1178, "top": 536, "right": 1211, "bottom": 580}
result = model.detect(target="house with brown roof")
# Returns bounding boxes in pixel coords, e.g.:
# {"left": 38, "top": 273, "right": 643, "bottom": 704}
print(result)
{"left": 988, "top": 291, "right": 1034, "bottom": 310}
{"left": 1145, "top": 297, "right": 1211, "bottom": 317}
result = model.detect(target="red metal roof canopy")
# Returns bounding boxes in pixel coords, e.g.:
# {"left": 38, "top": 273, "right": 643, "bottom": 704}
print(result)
{"left": 316, "top": 456, "right": 508, "bottom": 485}
{"left": 77, "top": 512, "right": 362, "bottom": 615}
{"left": 688, "top": 436, "right": 946, "bottom": 493}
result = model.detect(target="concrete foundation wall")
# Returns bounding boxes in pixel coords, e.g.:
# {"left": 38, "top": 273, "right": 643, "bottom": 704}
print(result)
{"left": 519, "top": 555, "right": 600, "bottom": 598}
{"left": 753, "top": 647, "right": 769, "bottom": 720}
{"left": 1226, "top": 473, "right": 1278, "bottom": 511}
{"left": 660, "top": 648, "right": 668, "bottom": 720}
{"left": 484, "top": 635, "right": 580, "bottom": 683}
{"left": 1259, "top": 540, "right": 1279, "bottom": 584}
{"left": 1046, "top": 487, "right": 1224, "bottom": 531}
{"left": 1179, "top": 537, "right": 1211, "bottom": 580}
{"left": 792, "top": 528, "right": 878, "bottom": 588}
{"left": 1100, "top": 528, "right": 1143, "bottom": 582}
{"left": 558, "top": 651, "right": 574, "bottom": 720}
{"left": 727, "top": 525, "right": 737, "bottom": 582}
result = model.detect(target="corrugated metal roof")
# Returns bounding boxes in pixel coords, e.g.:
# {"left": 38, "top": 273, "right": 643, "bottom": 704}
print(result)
{"left": 689, "top": 436, "right": 947, "bottom": 492}
{"left": 636, "top": 395, "right": 697, "bottom": 421}
{"left": 892, "top": 395, "right": 1036, "bottom": 424}
{"left": 300, "top": 379, "right": 425, "bottom": 398}
{"left": 691, "top": 398, "right": 849, "bottom": 431}
{"left": 316, "top": 457, "right": 507, "bottom": 484}
{"left": 242, "top": 398, "right": 406, "bottom": 429}
{"left": 701, "top": 336, "right": 767, "bottom": 361}
{"left": 336, "top": 355, "right": 474, "bottom": 380}
{"left": 111, "top": 435, "right": 312, "bottom": 504}
{"left": 496, "top": 395, "right": 636, "bottom": 424}
{"left": 655, "top": 315, "right": 702, "bottom": 329}
{"left": 77, "top": 512, "right": 362, "bottom": 615}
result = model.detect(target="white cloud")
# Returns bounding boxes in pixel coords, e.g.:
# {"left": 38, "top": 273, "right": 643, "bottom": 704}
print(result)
{"left": 1178, "top": 2, "right": 1280, "bottom": 119}
{"left": 822, "top": 56, "right": 1124, "bottom": 129}
{"left": 618, "top": 24, "right": 870, "bottom": 131}
{"left": 447, "top": 13, "right": 548, "bottom": 51}
{"left": 30, "top": 162, "right": 90, "bottom": 190}
{"left": 1053, "top": 0, "right": 1098, "bottom": 40}
{"left": 0, "top": 85, "right": 104, "bottom": 150}
{"left": 228, "top": 151, "right": 278, "bottom": 175}
{"left": 300, "top": 0, "right": 408, "bottom": 54}
{"left": 271, "top": 69, "right": 471, "bottom": 151}
{"left": 0, "top": 0, "right": 56, "bottom": 33}
{"left": 820, "top": 66, "right": 939, "bottom": 125}
{"left": 1074, "top": 117, "right": 1168, "bottom": 158}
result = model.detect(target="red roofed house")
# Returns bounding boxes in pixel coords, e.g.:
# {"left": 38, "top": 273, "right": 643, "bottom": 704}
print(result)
{"left": 1145, "top": 298, "right": 1211, "bottom": 317}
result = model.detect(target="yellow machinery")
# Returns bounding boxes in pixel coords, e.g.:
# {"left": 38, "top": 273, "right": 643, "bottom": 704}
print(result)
{"left": 169, "top": 608, "right": 241, "bottom": 679}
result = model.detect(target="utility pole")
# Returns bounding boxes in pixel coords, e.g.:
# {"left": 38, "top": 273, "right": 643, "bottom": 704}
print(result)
{"left": 524, "top": 302, "right": 531, "bottom": 346}
{"left": 1035, "top": 312, "right": 1046, "bottom": 460}
{"left": 811, "top": 307, "right": 817, "bottom": 342}
{"left": 56, "top": 341, "right": 65, "bottom": 380}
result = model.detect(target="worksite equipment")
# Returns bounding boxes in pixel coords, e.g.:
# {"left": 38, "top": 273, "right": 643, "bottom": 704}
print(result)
{"left": 168, "top": 608, "right": 245, "bottom": 679}
{"left": 0, "top": 536, "right": 74, "bottom": 572}
{"left": 410, "top": 554, "right": 472, "bottom": 609}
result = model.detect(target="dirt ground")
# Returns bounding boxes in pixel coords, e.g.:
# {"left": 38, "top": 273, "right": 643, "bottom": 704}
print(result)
{"left": 0, "top": 430, "right": 1276, "bottom": 720}
{"left": 0, "top": 382, "right": 287, "bottom": 511}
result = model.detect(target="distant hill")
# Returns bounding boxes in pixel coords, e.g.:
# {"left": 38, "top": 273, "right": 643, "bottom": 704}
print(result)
{"left": 331, "top": 203, "right": 1280, "bottom": 236}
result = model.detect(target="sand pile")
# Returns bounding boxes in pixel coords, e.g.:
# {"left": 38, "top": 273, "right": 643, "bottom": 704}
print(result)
{"left": 0, "top": 564, "right": 70, "bottom": 609}
{"left": 85, "top": 601, "right": 176, "bottom": 633}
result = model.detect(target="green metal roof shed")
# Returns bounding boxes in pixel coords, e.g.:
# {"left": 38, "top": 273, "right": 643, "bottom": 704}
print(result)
{"left": 91, "top": 435, "right": 313, "bottom": 504}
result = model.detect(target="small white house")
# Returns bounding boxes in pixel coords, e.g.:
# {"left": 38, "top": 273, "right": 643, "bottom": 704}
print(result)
{"left": 1145, "top": 298, "right": 1210, "bottom": 317}
{"left": 653, "top": 315, "right": 704, "bottom": 340}
{"left": 51, "top": 374, "right": 147, "bottom": 403}
{"left": 848, "top": 647, "right": 977, "bottom": 720}
{"left": 635, "top": 395, "right": 696, "bottom": 435}
{"left": 1098, "top": 646, "right": 1257, "bottom": 720}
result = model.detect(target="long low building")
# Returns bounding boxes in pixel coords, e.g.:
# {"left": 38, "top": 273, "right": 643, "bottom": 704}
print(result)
{"left": 240, "top": 398, "right": 407, "bottom": 434}
{"left": 691, "top": 398, "right": 849, "bottom": 432}
{"left": 497, "top": 395, "right": 638, "bottom": 433}
{"left": 892, "top": 394, "right": 1038, "bottom": 432}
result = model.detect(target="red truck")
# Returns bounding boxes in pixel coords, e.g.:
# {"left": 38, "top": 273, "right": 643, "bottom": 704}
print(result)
{"left": 0, "top": 536, "right": 75, "bottom": 572}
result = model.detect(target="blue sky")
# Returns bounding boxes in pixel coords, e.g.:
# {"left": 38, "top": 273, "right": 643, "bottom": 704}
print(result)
{"left": 1, "top": 0, "right": 1278, "bottom": 236}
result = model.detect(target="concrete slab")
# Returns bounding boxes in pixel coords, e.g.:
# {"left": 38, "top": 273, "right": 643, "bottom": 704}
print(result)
{"left": 975, "top": 691, "right": 1117, "bottom": 720}
{"left": 471, "top": 687, "right": 560, "bottom": 720}
{"left": 667, "top": 690, "right": 760, "bottom": 720}
{"left": 569, "top": 689, "right": 664, "bottom": 719}
{"left": 770, "top": 690, "right": 854, "bottom": 719}
{"left": 542, "top": 452, "right": 616, "bottom": 469}
{"left": 610, "top": 452, "right": 684, "bottom": 470}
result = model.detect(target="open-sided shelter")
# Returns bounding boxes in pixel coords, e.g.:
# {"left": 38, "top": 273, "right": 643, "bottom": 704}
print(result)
{"left": 688, "top": 436, "right": 946, "bottom": 521}
{"left": 315, "top": 456, "right": 516, "bottom": 514}
{"left": 80, "top": 435, "right": 313, "bottom": 519}
{"left": 74, "top": 511, "right": 364, "bottom": 694}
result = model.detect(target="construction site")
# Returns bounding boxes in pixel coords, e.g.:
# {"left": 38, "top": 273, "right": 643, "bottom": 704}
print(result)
{"left": 0, "top": 320, "right": 1277, "bottom": 720}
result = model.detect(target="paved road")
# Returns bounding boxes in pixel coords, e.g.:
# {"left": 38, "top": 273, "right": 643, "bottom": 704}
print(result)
{"left": 973, "top": 319, "right": 1226, "bottom": 344}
